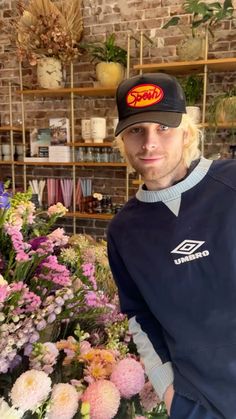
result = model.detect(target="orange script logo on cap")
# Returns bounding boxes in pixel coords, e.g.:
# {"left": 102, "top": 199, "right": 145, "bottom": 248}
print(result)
{"left": 126, "top": 84, "right": 164, "bottom": 108}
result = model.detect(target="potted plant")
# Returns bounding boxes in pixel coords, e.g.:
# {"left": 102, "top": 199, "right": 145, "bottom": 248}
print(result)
{"left": 180, "top": 75, "right": 203, "bottom": 123}
{"left": 162, "top": 0, "right": 234, "bottom": 61}
{"left": 80, "top": 33, "right": 127, "bottom": 88}
{"left": 12, "top": 0, "right": 83, "bottom": 89}
{"left": 208, "top": 88, "right": 236, "bottom": 125}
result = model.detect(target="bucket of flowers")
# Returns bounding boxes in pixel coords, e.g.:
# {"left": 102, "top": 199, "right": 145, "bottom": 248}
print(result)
{"left": 0, "top": 183, "right": 167, "bottom": 418}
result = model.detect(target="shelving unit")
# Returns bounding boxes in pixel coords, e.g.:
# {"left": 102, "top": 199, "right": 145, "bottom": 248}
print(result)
{"left": 8, "top": 63, "right": 130, "bottom": 234}
{"left": 130, "top": 32, "right": 236, "bottom": 186}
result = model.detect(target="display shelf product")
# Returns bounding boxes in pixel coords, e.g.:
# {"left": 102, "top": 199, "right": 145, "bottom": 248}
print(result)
{"left": 13, "top": 61, "right": 126, "bottom": 231}
{"left": 49, "top": 117, "right": 70, "bottom": 145}
{"left": 48, "top": 145, "right": 71, "bottom": 162}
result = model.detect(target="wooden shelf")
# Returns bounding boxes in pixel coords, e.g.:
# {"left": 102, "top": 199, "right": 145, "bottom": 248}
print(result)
{"left": 16, "top": 86, "right": 116, "bottom": 97}
{"left": 16, "top": 161, "right": 127, "bottom": 167}
{"left": 0, "top": 126, "right": 23, "bottom": 132}
{"left": 68, "top": 142, "right": 113, "bottom": 147}
{"left": 133, "top": 58, "right": 236, "bottom": 75}
{"left": 0, "top": 160, "right": 14, "bottom": 165}
{"left": 66, "top": 212, "right": 113, "bottom": 220}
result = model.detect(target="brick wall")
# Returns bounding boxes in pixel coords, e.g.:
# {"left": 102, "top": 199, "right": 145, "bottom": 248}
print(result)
{"left": 0, "top": 0, "right": 236, "bottom": 238}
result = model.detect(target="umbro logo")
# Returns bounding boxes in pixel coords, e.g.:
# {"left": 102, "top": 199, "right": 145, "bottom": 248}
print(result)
{"left": 171, "top": 240, "right": 209, "bottom": 265}
{"left": 171, "top": 240, "right": 205, "bottom": 255}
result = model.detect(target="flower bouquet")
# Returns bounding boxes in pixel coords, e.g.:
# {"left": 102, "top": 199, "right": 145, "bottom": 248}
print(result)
{"left": 13, "top": 0, "right": 83, "bottom": 65}
{"left": 0, "top": 184, "right": 168, "bottom": 418}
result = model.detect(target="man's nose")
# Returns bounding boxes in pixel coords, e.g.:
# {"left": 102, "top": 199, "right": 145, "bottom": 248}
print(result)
{"left": 142, "top": 131, "right": 158, "bottom": 150}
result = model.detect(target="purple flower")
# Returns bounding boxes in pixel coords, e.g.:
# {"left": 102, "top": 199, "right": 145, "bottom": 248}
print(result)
{"left": 0, "top": 182, "right": 11, "bottom": 209}
{"left": 29, "top": 236, "right": 48, "bottom": 250}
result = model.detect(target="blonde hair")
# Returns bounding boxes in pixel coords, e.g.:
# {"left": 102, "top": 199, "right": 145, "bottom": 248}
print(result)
{"left": 113, "top": 114, "right": 202, "bottom": 173}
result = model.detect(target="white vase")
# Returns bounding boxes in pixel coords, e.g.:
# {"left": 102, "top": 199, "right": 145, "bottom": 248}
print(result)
{"left": 37, "top": 57, "right": 65, "bottom": 89}
{"left": 90, "top": 117, "right": 106, "bottom": 143}
{"left": 186, "top": 106, "right": 201, "bottom": 124}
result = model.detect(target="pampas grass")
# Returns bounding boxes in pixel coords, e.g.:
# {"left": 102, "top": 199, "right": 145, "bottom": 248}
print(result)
{"left": 14, "top": 0, "right": 83, "bottom": 64}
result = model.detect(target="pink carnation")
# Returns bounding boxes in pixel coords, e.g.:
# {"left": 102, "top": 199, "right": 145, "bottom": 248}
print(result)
{"left": 82, "top": 380, "right": 120, "bottom": 419}
{"left": 139, "top": 381, "right": 160, "bottom": 412}
{"left": 110, "top": 358, "right": 145, "bottom": 398}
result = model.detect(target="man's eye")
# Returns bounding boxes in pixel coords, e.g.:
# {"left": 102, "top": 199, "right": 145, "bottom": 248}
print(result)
{"left": 158, "top": 125, "right": 169, "bottom": 131}
{"left": 129, "top": 127, "right": 143, "bottom": 134}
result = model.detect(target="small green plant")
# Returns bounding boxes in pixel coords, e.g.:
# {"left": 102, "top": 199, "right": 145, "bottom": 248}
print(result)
{"left": 80, "top": 33, "right": 127, "bottom": 66}
{"left": 208, "top": 88, "right": 236, "bottom": 125}
{"left": 162, "top": 0, "right": 234, "bottom": 38}
{"left": 180, "top": 75, "right": 203, "bottom": 105}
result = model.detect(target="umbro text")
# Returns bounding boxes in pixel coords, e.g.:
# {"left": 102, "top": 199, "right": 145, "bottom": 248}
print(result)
{"left": 174, "top": 250, "right": 210, "bottom": 265}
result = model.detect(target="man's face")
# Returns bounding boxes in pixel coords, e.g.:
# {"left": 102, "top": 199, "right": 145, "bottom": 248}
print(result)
{"left": 122, "top": 122, "right": 189, "bottom": 190}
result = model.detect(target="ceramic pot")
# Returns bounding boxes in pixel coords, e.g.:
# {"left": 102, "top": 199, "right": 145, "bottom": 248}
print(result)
{"left": 177, "top": 37, "right": 205, "bottom": 61}
{"left": 186, "top": 106, "right": 201, "bottom": 124}
{"left": 96, "top": 62, "right": 125, "bottom": 88}
{"left": 37, "top": 57, "right": 65, "bottom": 89}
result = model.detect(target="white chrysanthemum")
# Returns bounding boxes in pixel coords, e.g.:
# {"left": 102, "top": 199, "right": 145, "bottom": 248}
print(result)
{"left": 47, "top": 383, "right": 79, "bottom": 419}
{"left": 10, "top": 370, "right": 51, "bottom": 412}
{"left": 0, "top": 398, "right": 23, "bottom": 419}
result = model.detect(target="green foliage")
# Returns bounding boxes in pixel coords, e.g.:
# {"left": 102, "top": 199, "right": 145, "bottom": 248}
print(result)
{"left": 80, "top": 33, "right": 127, "bottom": 66}
{"left": 208, "top": 88, "right": 236, "bottom": 125}
{"left": 162, "top": 0, "right": 234, "bottom": 37}
{"left": 180, "top": 75, "right": 203, "bottom": 105}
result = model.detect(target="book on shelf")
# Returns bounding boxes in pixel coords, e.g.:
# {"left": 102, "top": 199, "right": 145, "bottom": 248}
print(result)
{"left": 30, "top": 128, "right": 51, "bottom": 157}
{"left": 49, "top": 118, "right": 70, "bottom": 145}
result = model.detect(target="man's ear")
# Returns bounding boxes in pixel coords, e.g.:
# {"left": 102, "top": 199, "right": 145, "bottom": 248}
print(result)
{"left": 183, "top": 130, "right": 189, "bottom": 145}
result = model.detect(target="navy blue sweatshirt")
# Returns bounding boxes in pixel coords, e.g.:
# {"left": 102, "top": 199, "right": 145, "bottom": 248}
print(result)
{"left": 107, "top": 157, "right": 236, "bottom": 419}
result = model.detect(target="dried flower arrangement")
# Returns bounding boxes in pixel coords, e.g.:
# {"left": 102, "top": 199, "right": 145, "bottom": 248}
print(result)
{"left": 13, "top": 0, "right": 83, "bottom": 65}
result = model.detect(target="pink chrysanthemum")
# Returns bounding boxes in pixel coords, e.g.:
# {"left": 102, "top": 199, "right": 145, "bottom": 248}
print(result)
{"left": 139, "top": 381, "right": 160, "bottom": 412}
{"left": 82, "top": 379, "right": 120, "bottom": 419}
{"left": 110, "top": 358, "right": 145, "bottom": 398}
{"left": 10, "top": 369, "right": 51, "bottom": 412}
{"left": 47, "top": 383, "right": 79, "bottom": 419}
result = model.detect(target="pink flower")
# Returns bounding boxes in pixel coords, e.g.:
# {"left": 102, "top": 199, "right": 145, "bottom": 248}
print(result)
{"left": 81, "top": 380, "right": 120, "bottom": 419}
{"left": 139, "top": 381, "right": 160, "bottom": 412}
{"left": 47, "top": 383, "right": 79, "bottom": 419}
{"left": 0, "top": 285, "right": 8, "bottom": 303}
{"left": 110, "top": 358, "right": 145, "bottom": 398}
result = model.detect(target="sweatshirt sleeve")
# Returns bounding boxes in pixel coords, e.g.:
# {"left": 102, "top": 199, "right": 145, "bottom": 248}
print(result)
{"left": 107, "top": 233, "right": 174, "bottom": 400}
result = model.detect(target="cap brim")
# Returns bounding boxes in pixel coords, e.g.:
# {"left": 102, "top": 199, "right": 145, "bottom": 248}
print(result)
{"left": 115, "top": 111, "right": 183, "bottom": 137}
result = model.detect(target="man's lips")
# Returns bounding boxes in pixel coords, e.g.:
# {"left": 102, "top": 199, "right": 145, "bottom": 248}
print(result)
{"left": 138, "top": 155, "right": 165, "bottom": 162}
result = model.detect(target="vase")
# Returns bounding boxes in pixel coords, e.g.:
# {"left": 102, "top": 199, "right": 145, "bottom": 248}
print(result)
{"left": 177, "top": 37, "right": 205, "bottom": 61}
{"left": 215, "top": 97, "right": 236, "bottom": 123}
{"left": 186, "top": 106, "right": 201, "bottom": 124}
{"left": 37, "top": 57, "right": 65, "bottom": 89}
{"left": 96, "top": 62, "right": 125, "bottom": 88}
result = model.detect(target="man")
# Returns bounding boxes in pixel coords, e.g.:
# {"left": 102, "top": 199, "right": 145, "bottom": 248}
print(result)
{"left": 107, "top": 73, "right": 236, "bottom": 419}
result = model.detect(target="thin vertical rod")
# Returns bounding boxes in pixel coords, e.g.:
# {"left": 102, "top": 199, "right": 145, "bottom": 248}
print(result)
{"left": 70, "top": 62, "right": 76, "bottom": 234}
{"left": 127, "top": 33, "right": 130, "bottom": 79}
{"left": 201, "top": 28, "right": 209, "bottom": 156}
{"left": 19, "top": 61, "right": 27, "bottom": 191}
{"left": 139, "top": 31, "right": 143, "bottom": 74}
{"left": 9, "top": 82, "right": 15, "bottom": 193}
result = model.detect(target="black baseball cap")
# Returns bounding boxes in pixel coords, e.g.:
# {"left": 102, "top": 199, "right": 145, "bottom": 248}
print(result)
{"left": 115, "top": 73, "right": 186, "bottom": 136}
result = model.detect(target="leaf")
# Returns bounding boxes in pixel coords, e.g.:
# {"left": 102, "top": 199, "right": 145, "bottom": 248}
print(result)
{"left": 162, "top": 16, "right": 180, "bottom": 29}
